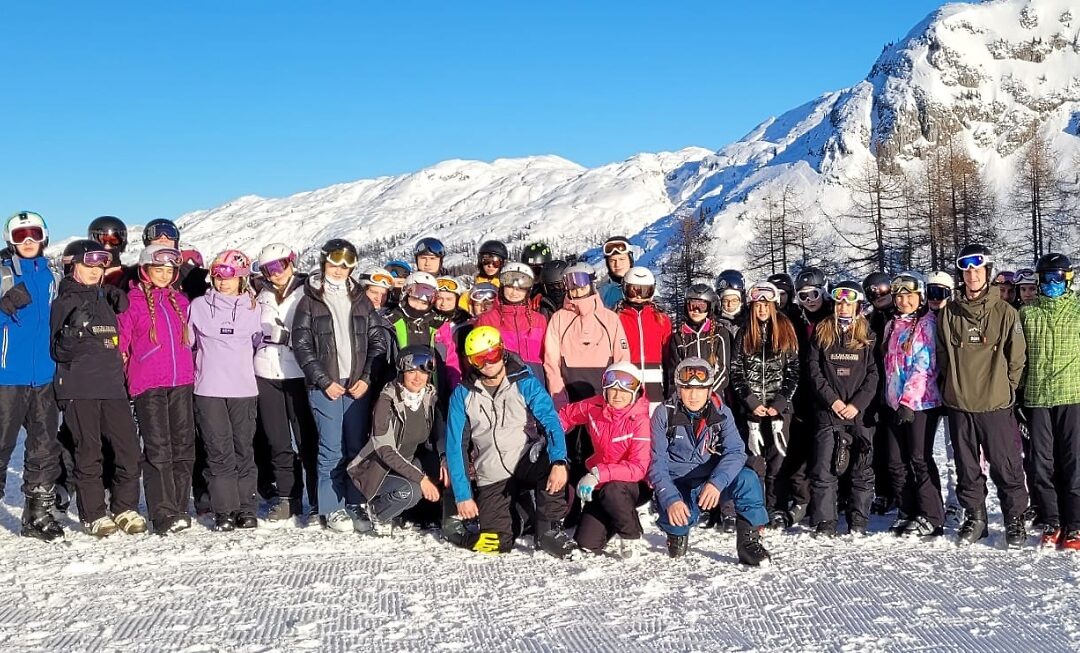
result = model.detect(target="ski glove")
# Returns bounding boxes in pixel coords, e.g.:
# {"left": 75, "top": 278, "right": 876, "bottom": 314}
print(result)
{"left": 102, "top": 285, "right": 125, "bottom": 312}
{"left": 577, "top": 471, "right": 600, "bottom": 503}
{"left": 0, "top": 282, "right": 31, "bottom": 316}
{"left": 265, "top": 319, "right": 290, "bottom": 346}
{"left": 771, "top": 419, "right": 787, "bottom": 457}
{"left": 747, "top": 421, "right": 764, "bottom": 457}
{"left": 894, "top": 406, "right": 915, "bottom": 425}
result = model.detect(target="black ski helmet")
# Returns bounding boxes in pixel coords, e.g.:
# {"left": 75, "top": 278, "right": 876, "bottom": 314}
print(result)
{"left": 795, "top": 266, "right": 827, "bottom": 289}
{"left": 478, "top": 240, "right": 509, "bottom": 262}
{"left": 956, "top": 243, "right": 994, "bottom": 273}
{"left": 521, "top": 242, "right": 553, "bottom": 267}
{"left": 862, "top": 271, "right": 892, "bottom": 299}
{"left": 142, "top": 218, "right": 180, "bottom": 246}
{"left": 88, "top": 215, "right": 128, "bottom": 254}
{"left": 321, "top": 238, "right": 357, "bottom": 258}
{"left": 1036, "top": 253, "right": 1073, "bottom": 274}
{"left": 61, "top": 239, "right": 110, "bottom": 276}
{"left": 715, "top": 269, "right": 745, "bottom": 293}
{"left": 686, "top": 283, "right": 719, "bottom": 310}
{"left": 540, "top": 259, "right": 569, "bottom": 286}
{"left": 767, "top": 273, "right": 795, "bottom": 300}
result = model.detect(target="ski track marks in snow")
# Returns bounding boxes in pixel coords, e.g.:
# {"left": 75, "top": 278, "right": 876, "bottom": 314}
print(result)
{"left": 2, "top": 436, "right": 1080, "bottom": 652}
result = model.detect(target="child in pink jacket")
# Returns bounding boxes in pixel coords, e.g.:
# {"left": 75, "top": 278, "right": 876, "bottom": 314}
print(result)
{"left": 558, "top": 362, "right": 651, "bottom": 558}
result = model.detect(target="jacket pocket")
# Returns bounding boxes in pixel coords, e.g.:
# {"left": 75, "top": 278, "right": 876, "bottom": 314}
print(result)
{"left": 138, "top": 344, "right": 162, "bottom": 362}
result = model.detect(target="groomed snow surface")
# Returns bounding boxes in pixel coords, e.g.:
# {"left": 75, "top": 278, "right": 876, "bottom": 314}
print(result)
{"left": 2, "top": 432, "right": 1079, "bottom": 653}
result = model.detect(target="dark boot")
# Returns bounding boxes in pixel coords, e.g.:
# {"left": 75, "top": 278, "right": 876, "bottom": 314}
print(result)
{"left": 235, "top": 511, "right": 258, "bottom": 529}
{"left": 21, "top": 485, "right": 65, "bottom": 542}
{"left": 957, "top": 506, "right": 988, "bottom": 545}
{"left": 667, "top": 533, "right": 688, "bottom": 558}
{"left": 214, "top": 513, "right": 236, "bottom": 532}
{"left": 735, "top": 518, "right": 770, "bottom": 566}
{"left": 1005, "top": 516, "right": 1028, "bottom": 549}
{"left": 813, "top": 521, "right": 837, "bottom": 539}
{"left": 537, "top": 520, "right": 576, "bottom": 559}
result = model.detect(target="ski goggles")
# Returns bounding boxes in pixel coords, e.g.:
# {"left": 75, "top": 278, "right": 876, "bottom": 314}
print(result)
{"left": 144, "top": 222, "right": 180, "bottom": 243}
{"left": 563, "top": 271, "right": 594, "bottom": 290}
{"left": 325, "top": 248, "right": 358, "bottom": 268}
{"left": 1014, "top": 268, "right": 1036, "bottom": 286}
{"left": 414, "top": 239, "right": 445, "bottom": 257}
{"left": 830, "top": 287, "right": 864, "bottom": 304}
{"left": 499, "top": 270, "right": 534, "bottom": 289}
{"left": 686, "top": 299, "right": 710, "bottom": 314}
{"left": 956, "top": 254, "right": 990, "bottom": 270}
{"left": 94, "top": 232, "right": 124, "bottom": 249}
{"left": 675, "top": 364, "right": 712, "bottom": 387}
{"left": 992, "top": 271, "right": 1015, "bottom": 286}
{"left": 865, "top": 283, "right": 891, "bottom": 299}
{"left": 1039, "top": 270, "right": 1073, "bottom": 285}
{"left": 435, "top": 277, "right": 460, "bottom": 293}
{"left": 406, "top": 283, "right": 437, "bottom": 303}
{"left": 469, "top": 286, "right": 498, "bottom": 303}
{"left": 182, "top": 250, "right": 204, "bottom": 267}
{"left": 748, "top": 286, "right": 778, "bottom": 303}
{"left": 367, "top": 271, "right": 394, "bottom": 288}
{"left": 386, "top": 264, "right": 410, "bottom": 279}
{"left": 10, "top": 226, "right": 45, "bottom": 244}
{"left": 211, "top": 263, "right": 247, "bottom": 279}
{"left": 602, "top": 369, "right": 641, "bottom": 394}
{"left": 146, "top": 247, "right": 182, "bottom": 267}
{"left": 467, "top": 344, "right": 504, "bottom": 369}
{"left": 927, "top": 284, "right": 952, "bottom": 301}
{"left": 625, "top": 284, "right": 655, "bottom": 300}
{"left": 398, "top": 349, "right": 436, "bottom": 373}
{"left": 602, "top": 239, "right": 631, "bottom": 257}
{"left": 479, "top": 253, "right": 504, "bottom": 267}
{"left": 890, "top": 276, "right": 921, "bottom": 295}
{"left": 796, "top": 288, "right": 822, "bottom": 302}
{"left": 260, "top": 253, "right": 296, "bottom": 277}
{"left": 77, "top": 250, "right": 113, "bottom": 268}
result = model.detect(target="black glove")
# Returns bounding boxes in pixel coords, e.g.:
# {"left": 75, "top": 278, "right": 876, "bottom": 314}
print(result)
{"left": 264, "top": 320, "right": 291, "bottom": 346}
{"left": 894, "top": 405, "right": 915, "bottom": 425}
{"left": 102, "top": 284, "right": 126, "bottom": 312}
{"left": 0, "top": 283, "right": 32, "bottom": 316}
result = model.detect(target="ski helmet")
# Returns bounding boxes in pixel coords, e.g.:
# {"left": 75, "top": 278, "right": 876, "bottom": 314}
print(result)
{"left": 1036, "top": 253, "right": 1073, "bottom": 275}
{"left": 563, "top": 262, "right": 596, "bottom": 291}
{"left": 540, "top": 260, "right": 569, "bottom": 286}
{"left": 795, "top": 266, "right": 827, "bottom": 290}
{"left": 499, "top": 261, "right": 535, "bottom": 289}
{"left": 715, "top": 269, "right": 745, "bottom": 294}
{"left": 478, "top": 240, "right": 509, "bottom": 263}
{"left": 766, "top": 273, "right": 794, "bottom": 298}
{"left": 138, "top": 245, "right": 182, "bottom": 284}
{"left": 397, "top": 344, "right": 437, "bottom": 375}
{"left": 464, "top": 325, "right": 503, "bottom": 358}
{"left": 88, "top": 215, "right": 127, "bottom": 254}
{"left": 686, "top": 283, "right": 719, "bottom": 310}
{"left": 405, "top": 271, "right": 438, "bottom": 289}
{"left": 955, "top": 243, "right": 994, "bottom": 272}
{"left": 210, "top": 249, "right": 252, "bottom": 278}
{"left": 601, "top": 236, "right": 634, "bottom": 265}
{"left": 319, "top": 239, "right": 358, "bottom": 269}
{"left": 5, "top": 211, "right": 49, "bottom": 249}
{"left": 142, "top": 218, "right": 180, "bottom": 246}
{"left": 623, "top": 267, "right": 656, "bottom": 301}
{"left": 521, "top": 242, "right": 553, "bottom": 267}
{"left": 674, "top": 357, "right": 715, "bottom": 388}
{"left": 414, "top": 237, "right": 445, "bottom": 259}
{"left": 862, "top": 272, "right": 892, "bottom": 300}
{"left": 61, "top": 239, "right": 111, "bottom": 275}
{"left": 257, "top": 243, "right": 296, "bottom": 277}
{"left": 360, "top": 266, "right": 394, "bottom": 289}
{"left": 992, "top": 270, "right": 1016, "bottom": 286}
{"left": 385, "top": 259, "right": 412, "bottom": 279}
{"left": 927, "top": 271, "right": 954, "bottom": 288}
{"left": 601, "top": 361, "right": 644, "bottom": 396}
{"left": 1036, "top": 253, "right": 1073, "bottom": 297}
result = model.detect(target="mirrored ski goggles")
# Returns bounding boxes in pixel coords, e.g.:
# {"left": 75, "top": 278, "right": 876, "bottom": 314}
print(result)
{"left": 367, "top": 271, "right": 394, "bottom": 288}
{"left": 748, "top": 286, "right": 778, "bottom": 303}
{"left": 78, "top": 250, "right": 113, "bottom": 268}
{"left": 927, "top": 284, "right": 952, "bottom": 301}
{"left": 686, "top": 299, "right": 710, "bottom": 314}
{"left": 211, "top": 263, "right": 246, "bottom": 279}
{"left": 414, "top": 239, "right": 445, "bottom": 257}
{"left": 95, "top": 232, "right": 124, "bottom": 248}
{"left": 602, "top": 239, "right": 631, "bottom": 257}
{"left": 398, "top": 350, "right": 436, "bottom": 373}
{"left": 10, "top": 226, "right": 45, "bottom": 244}
{"left": 386, "top": 264, "right": 410, "bottom": 279}
{"left": 479, "top": 253, "right": 504, "bottom": 267}
{"left": 831, "top": 288, "right": 864, "bottom": 304}
{"left": 890, "top": 276, "right": 921, "bottom": 295}
{"left": 1039, "top": 270, "right": 1073, "bottom": 285}
{"left": 146, "top": 248, "right": 182, "bottom": 267}
{"left": 325, "top": 248, "right": 358, "bottom": 268}
{"left": 469, "top": 287, "right": 498, "bottom": 303}
{"left": 467, "top": 344, "right": 504, "bottom": 369}
{"left": 796, "top": 288, "right": 822, "bottom": 302}
{"left": 625, "top": 284, "right": 655, "bottom": 300}
{"left": 260, "top": 253, "right": 296, "bottom": 277}
{"left": 602, "top": 369, "right": 641, "bottom": 394}
{"left": 956, "top": 254, "right": 990, "bottom": 270}
{"left": 406, "top": 283, "right": 437, "bottom": 303}
{"left": 144, "top": 222, "right": 180, "bottom": 243}
{"left": 563, "top": 271, "right": 594, "bottom": 290}
{"left": 675, "top": 364, "right": 712, "bottom": 387}
{"left": 436, "top": 277, "right": 460, "bottom": 293}
{"left": 499, "top": 270, "right": 534, "bottom": 289}
{"left": 866, "top": 283, "right": 891, "bottom": 299}
{"left": 182, "top": 250, "right": 204, "bottom": 267}
{"left": 993, "top": 272, "right": 1015, "bottom": 286}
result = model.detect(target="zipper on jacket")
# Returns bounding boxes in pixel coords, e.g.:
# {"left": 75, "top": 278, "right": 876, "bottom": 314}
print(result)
{"left": 1, "top": 325, "right": 7, "bottom": 369}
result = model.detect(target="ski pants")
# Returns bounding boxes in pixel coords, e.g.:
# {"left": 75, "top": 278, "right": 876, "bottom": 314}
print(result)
{"left": 574, "top": 480, "right": 646, "bottom": 552}
{"left": 947, "top": 408, "right": 1028, "bottom": 522}
{"left": 256, "top": 376, "right": 319, "bottom": 508}
{"left": 656, "top": 466, "right": 768, "bottom": 537}
{"left": 473, "top": 452, "right": 572, "bottom": 553}
{"left": 1028, "top": 404, "right": 1080, "bottom": 530}
{"left": 308, "top": 385, "right": 370, "bottom": 515}
{"left": 810, "top": 424, "right": 875, "bottom": 527}
{"left": 194, "top": 395, "right": 258, "bottom": 515}
{"left": 65, "top": 398, "right": 141, "bottom": 523}
{"left": 135, "top": 385, "right": 195, "bottom": 529}
{"left": 367, "top": 473, "right": 423, "bottom": 524}
{"left": 744, "top": 412, "right": 791, "bottom": 513}
{"left": 0, "top": 384, "right": 60, "bottom": 496}
{"left": 779, "top": 414, "right": 813, "bottom": 507}
{"left": 887, "top": 408, "right": 945, "bottom": 527}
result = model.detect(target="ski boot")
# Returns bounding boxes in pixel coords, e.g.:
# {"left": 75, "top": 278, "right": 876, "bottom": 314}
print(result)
{"left": 1005, "top": 516, "right": 1028, "bottom": 549}
{"left": 767, "top": 510, "right": 787, "bottom": 529}
{"left": 235, "top": 511, "right": 258, "bottom": 529}
{"left": 735, "top": 518, "right": 770, "bottom": 566}
{"left": 903, "top": 515, "right": 943, "bottom": 538}
{"left": 956, "top": 506, "right": 988, "bottom": 545}
{"left": 667, "top": 533, "right": 688, "bottom": 558}
{"left": 114, "top": 510, "right": 148, "bottom": 535}
{"left": 214, "top": 513, "right": 236, "bottom": 532}
{"left": 722, "top": 515, "right": 738, "bottom": 534}
{"left": 537, "top": 520, "right": 576, "bottom": 559}
{"left": 1061, "top": 530, "right": 1080, "bottom": 551}
{"left": 20, "top": 485, "right": 65, "bottom": 542}
{"left": 889, "top": 512, "right": 912, "bottom": 536}
{"left": 266, "top": 497, "right": 294, "bottom": 524}
{"left": 1040, "top": 523, "right": 1062, "bottom": 549}
{"left": 813, "top": 521, "right": 837, "bottom": 539}
{"left": 786, "top": 503, "right": 807, "bottom": 527}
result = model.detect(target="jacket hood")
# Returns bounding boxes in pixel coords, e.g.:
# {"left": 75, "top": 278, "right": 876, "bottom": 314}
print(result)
{"left": 305, "top": 272, "right": 359, "bottom": 300}
{"left": 564, "top": 292, "right": 601, "bottom": 316}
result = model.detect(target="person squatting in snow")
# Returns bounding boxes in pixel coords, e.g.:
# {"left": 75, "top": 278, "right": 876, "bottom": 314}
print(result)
{"left": 3, "top": 213, "right": 1079, "bottom": 561}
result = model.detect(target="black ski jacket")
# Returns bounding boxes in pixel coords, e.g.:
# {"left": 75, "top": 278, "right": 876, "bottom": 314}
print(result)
{"left": 50, "top": 277, "right": 129, "bottom": 401}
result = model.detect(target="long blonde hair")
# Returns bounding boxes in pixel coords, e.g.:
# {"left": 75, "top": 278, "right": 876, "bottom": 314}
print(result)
{"left": 742, "top": 302, "right": 799, "bottom": 356}
{"left": 814, "top": 313, "right": 872, "bottom": 351}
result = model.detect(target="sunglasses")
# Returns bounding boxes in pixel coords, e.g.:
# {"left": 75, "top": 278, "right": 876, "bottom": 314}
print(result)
{"left": 675, "top": 365, "right": 712, "bottom": 387}
{"left": 407, "top": 283, "right": 437, "bottom": 303}
{"left": 686, "top": 299, "right": 710, "bottom": 314}
{"left": 10, "top": 226, "right": 45, "bottom": 245}
{"left": 500, "top": 270, "right": 534, "bottom": 289}
{"left": 602, "top": 240, "right": 630, "bottom": 257}
{"left": 467, "top": 344, "right": 504, "bottom": 369}
{"left": 602, "top": 369, "right": 641, "bottom": 393}
{"left": 625, "top": 284, "right": 655, "bottom": 300}
{"left": 956, "top": 254, "right": 990, "bottom": 270}
{"left": 831, "top": 288, "right": 863, "bottom": 304}
{"left": 78, "top": 250, "right": 113, "bottom": 268}
{"left": 927, "top": 285, "right": 951, "bottom": 301}
{"left": 211, "top": 263, "right": 245, "bottom": 279}
{"left": 436, "top": 277, "right": 460, "bottom": 293}
{"left": 748, "top": 287, "right": 778, "bottom": 303}
{"left": 145, "top": 223, "right": 180, "bottom": 243}
{"left": 260, "top": 254, "right": 295, "bottom": 277}
{"left": 325, "top": 249, "right": 358, "bottom": 268}
{"left": 797, "top": 288, "right": 821, "bottom": 302}
{"left": 480, "top": 254, "right": 504, "bottom": 267}
{"left": 890, "top": 277, "right": 920, "bottom": 295}
{"left": 399, "top": 350, "right": 436, "bottom": 373}
{"left": 146, "top": 247, "right": 182, "bottom": 267}
{"left": 564, "top": 271, "right": 594, "bottom": 290}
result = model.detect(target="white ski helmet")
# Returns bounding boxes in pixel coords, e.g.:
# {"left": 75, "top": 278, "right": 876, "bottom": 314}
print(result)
{"left": 258, "top": 243, "right": 294, "bottom": 265}
{"left": 499, "top": 261, "right": 535, "bottom": 288}
{"left": 927, "top": 271, "right": 954, "bottom": 289}
{"left": 5, "top": 211, "right": 48, "bottom": 248}
{"left": 405, "top": 271, "right": 438, "bottom": 289}
{"left": 623, "top": 266, "right": 656, "bottom": 288}
{"left": 360, "top": 266, "right": 393, "bottom": 289}
{"left": 602, "top": 361, "right": 644, "bottom": 396}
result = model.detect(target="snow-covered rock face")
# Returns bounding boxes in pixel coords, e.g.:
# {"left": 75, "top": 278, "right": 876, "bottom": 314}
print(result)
{"left": 166, "top": 0, "right": 1079, "bottom": 273}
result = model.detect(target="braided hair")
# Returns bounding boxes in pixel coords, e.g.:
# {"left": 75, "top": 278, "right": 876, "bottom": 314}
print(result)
{"left": 141, "top": 280, "right": 190, "bottom": 346}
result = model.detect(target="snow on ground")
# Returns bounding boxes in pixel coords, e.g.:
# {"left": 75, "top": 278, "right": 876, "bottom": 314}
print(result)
{"left": 2, "top": 432, "right": 1079, "bottom": 653}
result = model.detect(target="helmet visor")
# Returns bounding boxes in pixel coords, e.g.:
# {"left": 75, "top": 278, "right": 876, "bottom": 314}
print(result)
{"left": 499, "top": 270, "right": 534, "bottom": 289}
{"left": 625, "top": 284, "right": 654, "bottom": 300}
{"left": 399, "top": 350, "right": 436, "bottom": 373}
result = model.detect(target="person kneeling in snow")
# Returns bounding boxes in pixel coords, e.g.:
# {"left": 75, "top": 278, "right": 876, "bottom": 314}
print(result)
{"left": 445, "top": 326, "right": 576, "bottom": 557}
{"left": 558, "top": 362, "right": 652, "bottom": 558}
{"left": 649, "top": 357, "right": 770, "bottom": 565}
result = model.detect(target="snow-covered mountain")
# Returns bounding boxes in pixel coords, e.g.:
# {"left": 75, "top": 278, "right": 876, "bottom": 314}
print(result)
{"left": 169, "top": 0, "right": 1080, "bottom": 272}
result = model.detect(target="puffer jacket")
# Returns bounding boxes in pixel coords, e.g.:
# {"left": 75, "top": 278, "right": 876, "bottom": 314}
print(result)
{"left": 445, "top": 356, "right": 567, "bottom": 502}
{"left": 117, "top": 282, "right": 194, "bottom": 397}
{"left": 558, "top": 393, "right": 651, "bottom": 484}
{"left": 883, "top": 311, "right": 941, "bottom": 412}
{"left": 730, "top": 321, "right": 799, "bottom": 414}
{"left": 475, "top": 298, "right": 547, "bottom": 367}
{"left": 543, "top": 292, "right": 630, "bottom": 408}
{"left": 253, "top": 272, "right": 307, "bottom": 380}
{"left": 808, "top": 328, "right": 879, "bottom": 430}
{"left": 0, "top": 250, "right": 57, "bottom": 387}
{"left": 1020, "top": 294, "right": 1080, "bottom": 408}
{"left": 292, "top": 274, "right": 388, "bottom": 391}
{"left": 616, "top": 302, "right": 672, "bottom": 406}
{"left": 648, "top": 396, "right": 746, "bottom": 511}
{"left": 666, "top": 318, "right": 731, "bottom": 395}
{"left": 50, "top": 277, "right": 129, "bottom": 401}
{"left": 347, "top": 382, "right": 442, "bottom": 500}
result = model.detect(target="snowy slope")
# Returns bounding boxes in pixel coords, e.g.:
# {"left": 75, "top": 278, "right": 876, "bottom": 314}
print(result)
{"left": 151, "top": 0, "right": 1079, "bottom": 276}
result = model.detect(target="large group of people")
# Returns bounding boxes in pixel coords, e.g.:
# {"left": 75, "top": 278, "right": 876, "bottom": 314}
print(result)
{"left": 1, "top": 210, "right": 1078, "bottom": 567}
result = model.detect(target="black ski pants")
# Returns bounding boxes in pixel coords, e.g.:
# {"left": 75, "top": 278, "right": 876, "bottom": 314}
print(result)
{"left": 0, "top": 384, "right": 60, "bottom": 495}
{"left": 574, "top": 481, "right": 646, "bottom": 552}
{"left": 255, "top": 376, "right": 318, "bottom": 507}
{"left": 1028, "top": 404, "right": 1080, "bottom": 530}
{"left": 135, "top": 385, "right": 195, "bottom": 529}
{"left": 947, "top": 408, "right": 1029, "bottom": 522}
{"left": 810, "top": 424, "right": 875, "bottom": 527}
{"left": 886, "top": 408, "right": 945, "bottom": 527}
{"left": 474, "top": 453, "right": 572, "bottom": 552}
{"left": 194, "top": 395, "right": 258, "bottom": 515}
{"left": 65, "top": 398, "right": 142, "bottom": 523}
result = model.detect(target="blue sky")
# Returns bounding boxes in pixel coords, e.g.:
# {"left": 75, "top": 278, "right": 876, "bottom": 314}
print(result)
{"left": 2, "top": 1, "right": 947, "bottom": 238}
